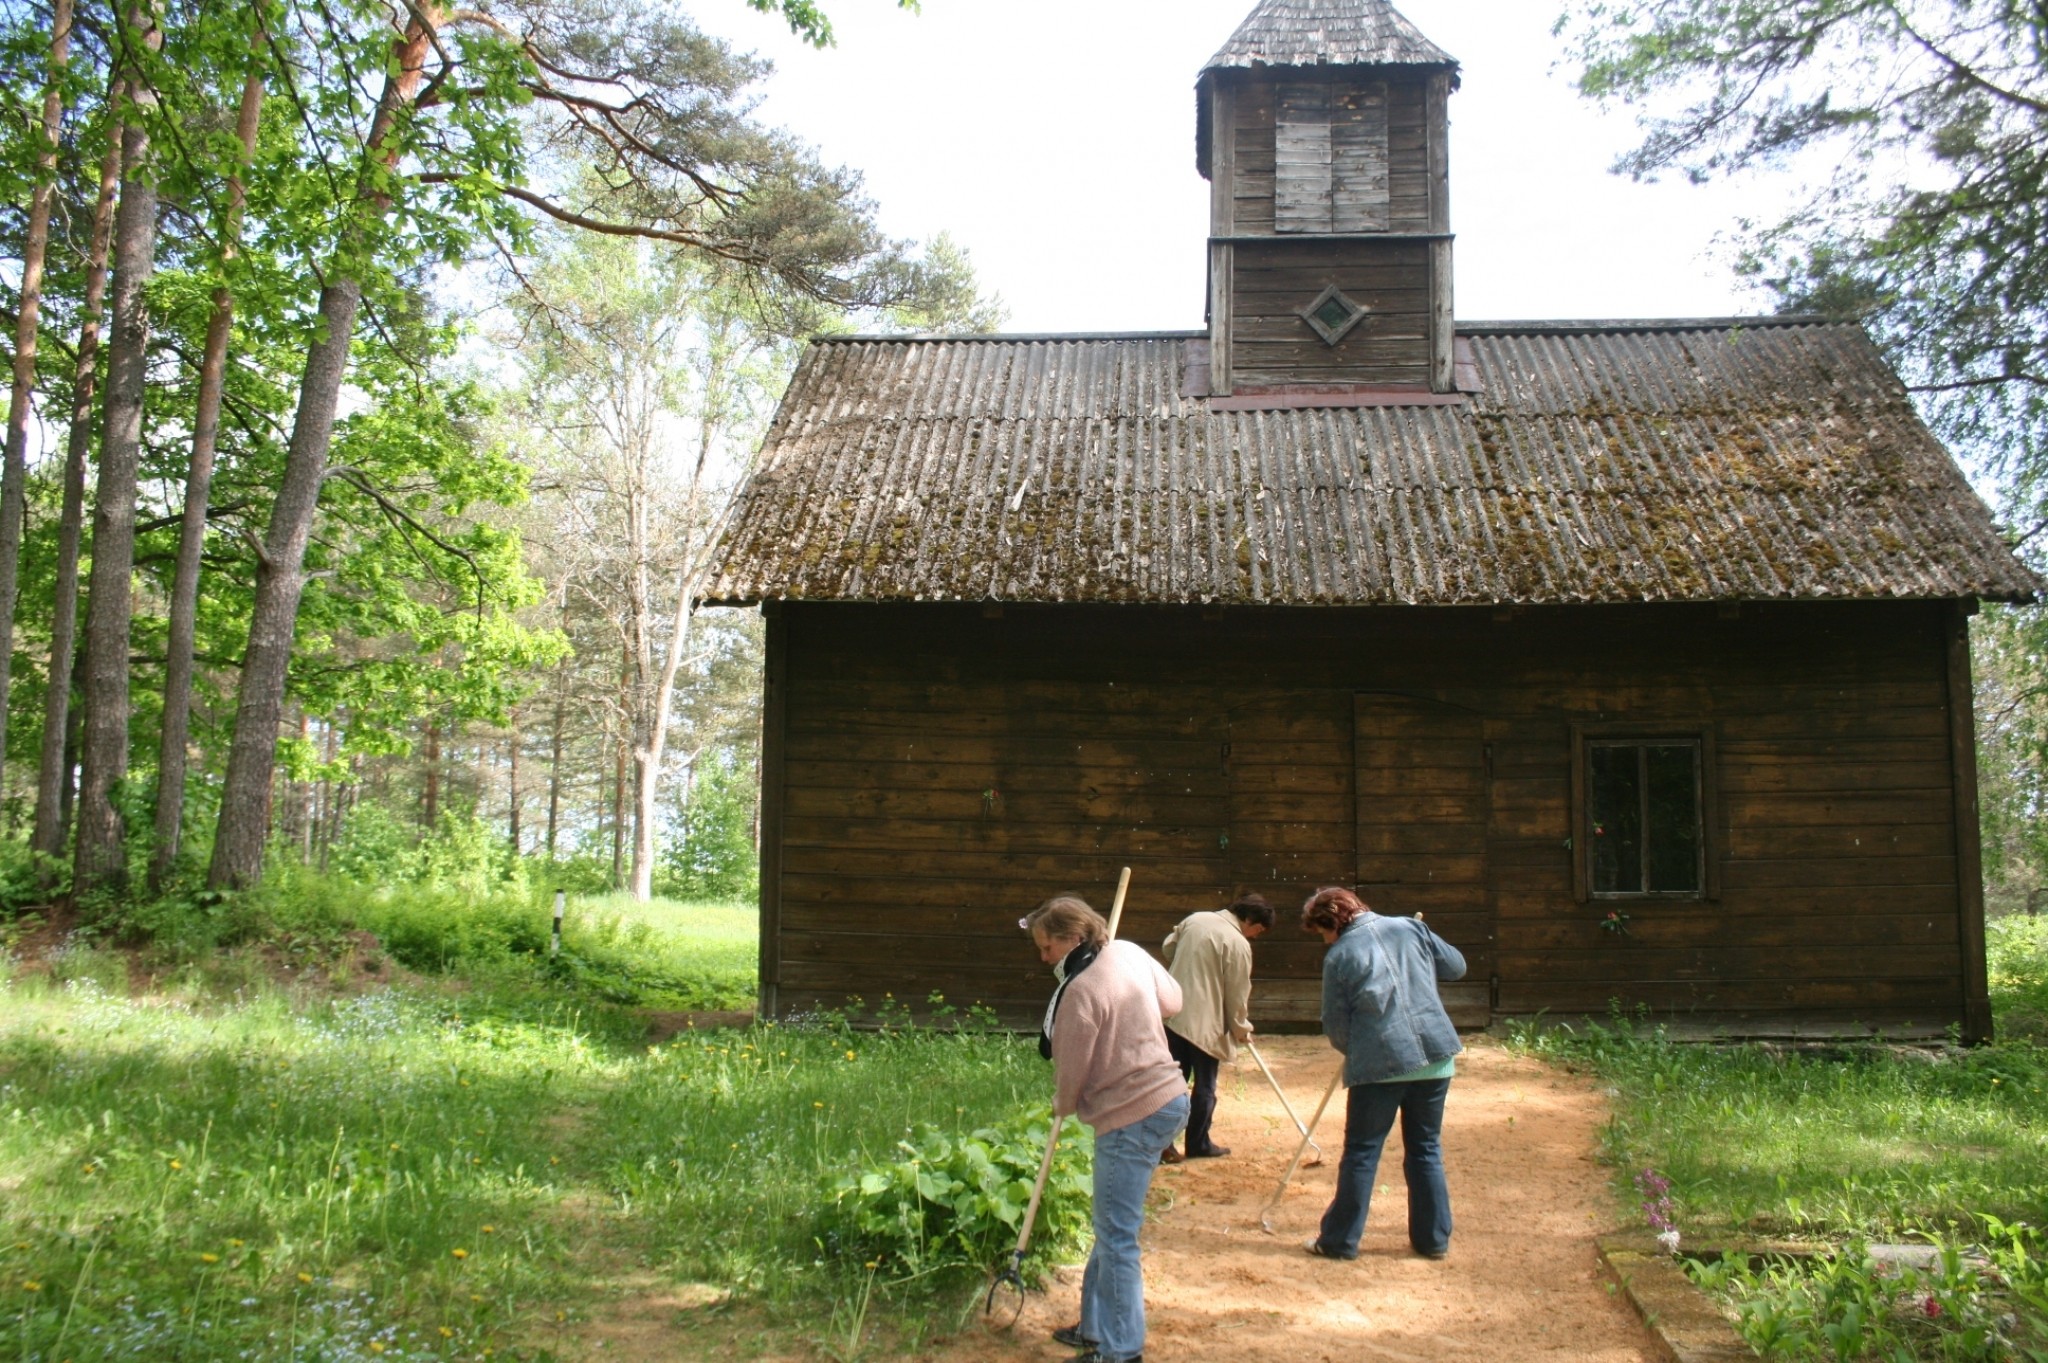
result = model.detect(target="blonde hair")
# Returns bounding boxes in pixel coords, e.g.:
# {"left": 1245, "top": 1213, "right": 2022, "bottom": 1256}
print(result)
{"left": 1025, "top": 895, "right": 1109, "bottom": 948}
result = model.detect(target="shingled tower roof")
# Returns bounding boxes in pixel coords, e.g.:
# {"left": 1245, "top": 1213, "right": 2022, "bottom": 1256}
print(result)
{"left": 1201, "top": 0, "right": 1456, "bottom": 74}
{"left": 1196, "top": 0, "right": 1458, "bottom": 180}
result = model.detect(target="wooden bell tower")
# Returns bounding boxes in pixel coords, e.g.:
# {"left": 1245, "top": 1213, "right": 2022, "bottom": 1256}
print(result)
{"left": 1198, "top": 0, "right": 1459, "bottom": 397}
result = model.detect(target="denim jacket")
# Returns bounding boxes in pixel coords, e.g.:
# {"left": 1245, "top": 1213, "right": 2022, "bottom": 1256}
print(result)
{"left": 1321, "top": 913, "right": 1467, "bottom": 1085}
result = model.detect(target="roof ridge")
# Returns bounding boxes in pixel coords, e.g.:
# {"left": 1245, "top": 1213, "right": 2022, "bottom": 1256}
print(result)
{"left": 1203, "top": 0, "right": 1456, "bottom": 73}
{"left": 806, "top": 318, "right": 1849, "bottom": 345}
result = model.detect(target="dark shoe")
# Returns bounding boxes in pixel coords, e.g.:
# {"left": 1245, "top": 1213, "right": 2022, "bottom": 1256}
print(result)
{"left": 1158, "top": 1145, "right": 1184, "bottom": 1164}
{"left": 1305, "top": 1239, "right": 1357, "bottom": 1260}
{"left": 1052, "top": 1323, "right": 1097, "bottom": 1349}
{"left": 1185, "top": 1144, "right": 1231, "bottom": 1159}
{"left": 1417, "top": 1246, "right": 1450, "bottom": 1260}
{"left": 1068, "top": 1351, "right": 1139, "bottom": 1363}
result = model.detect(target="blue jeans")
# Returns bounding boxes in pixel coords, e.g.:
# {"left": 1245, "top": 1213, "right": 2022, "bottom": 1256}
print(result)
{"left": 1316, "top": 1077, "right": 1451, "bottom": 1258}
{"left": 1079, "top": 1093, "right": 1188, "bottom": 1362}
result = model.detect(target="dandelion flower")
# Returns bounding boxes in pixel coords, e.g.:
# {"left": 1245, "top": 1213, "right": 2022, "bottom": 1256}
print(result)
{"left": 813, "top": 1101, "right": 825, "bottom": 1109}
{"left": 229, "top": 1239, "right": 245, "bottom": 1248}
{"left": 297, "top": 1273, "right": 314, "bottom": 1285}
{"left": 169, "top": 1159, "right": 184, "bottom": 1171}
{"left": 440, "top": 1326, "right": 454, "bottom": 1338}
{"left": 481, "top": 1226, "right": 495, "bottom": 1235}
{"left": 23, "top": 1281, "right": 41, "bottom": 1292}
{"left": 200, "top": 1253, "right": 221, "bottom": 1264}
{"left": 452, "top": 1248, "right": 469, "bottom": 1260}
{"left": 369, "top": 1344, "right": 386, "bottom": 1355}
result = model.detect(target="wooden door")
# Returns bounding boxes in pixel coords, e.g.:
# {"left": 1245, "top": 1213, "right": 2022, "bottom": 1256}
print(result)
{"left": 1354, "top": 693, "right": 1493, "bottom": 1027}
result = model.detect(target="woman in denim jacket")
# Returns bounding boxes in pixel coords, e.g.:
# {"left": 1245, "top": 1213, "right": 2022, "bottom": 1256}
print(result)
{"left": 1301, "top": 886, "right": 1466, "bottom": 1261}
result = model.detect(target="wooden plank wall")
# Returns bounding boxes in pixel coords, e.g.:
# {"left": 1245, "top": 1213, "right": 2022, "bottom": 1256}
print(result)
{"left": 1224, "top": 75, "right": 1431, "bottom": 236}
{"left": 1229, "top": 239, "right": 1433, "bottom": 386}
{"left": 764, "top": 600, "right": 1971, "bottom": 1037}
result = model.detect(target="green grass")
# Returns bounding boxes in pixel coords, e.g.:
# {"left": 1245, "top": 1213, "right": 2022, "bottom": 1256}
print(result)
{"left": 245, "top": 874, "right": 761, "bottom": 1012}
{"left": 1513, "top": 915, "right": 2048, "bottom": 1359}
{"left": 0, "top": 959, "right": 1064, "bottom": 1361}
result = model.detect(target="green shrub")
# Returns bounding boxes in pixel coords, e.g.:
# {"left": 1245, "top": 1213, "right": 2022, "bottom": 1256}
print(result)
{"left": 820, "top": 1108, "right": 1091, "bottom": 1282}
{"left": 660, "top": 750, "right": 759, "bottom": 902}
{"left": 1990, "top": 914, "right": 2048, "bottom": 1042}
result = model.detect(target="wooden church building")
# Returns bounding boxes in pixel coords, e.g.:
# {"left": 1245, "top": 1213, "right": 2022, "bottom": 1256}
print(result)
{"left": 704, "top": 0, "right": 2039, "bottom": 1040}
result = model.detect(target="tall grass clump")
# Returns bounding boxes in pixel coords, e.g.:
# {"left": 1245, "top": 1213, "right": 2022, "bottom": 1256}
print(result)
{"left": 0, "top": 974, "right": 1074, "bottom": 1360}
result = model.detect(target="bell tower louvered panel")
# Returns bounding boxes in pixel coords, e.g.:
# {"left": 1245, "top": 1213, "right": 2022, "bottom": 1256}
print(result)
{"left": 1197, "top": 0, "right": 1458, "bottom": 397}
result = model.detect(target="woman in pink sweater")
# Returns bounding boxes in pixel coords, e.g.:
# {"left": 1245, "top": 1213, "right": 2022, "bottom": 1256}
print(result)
{"left": 1025, "top": 895, "right": 1187, "bottom": 1363}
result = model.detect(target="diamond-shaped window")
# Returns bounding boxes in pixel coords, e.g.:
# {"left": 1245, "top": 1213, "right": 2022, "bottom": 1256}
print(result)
{"left": 1300, "top": 284, "right": 1367, "bottom": 346}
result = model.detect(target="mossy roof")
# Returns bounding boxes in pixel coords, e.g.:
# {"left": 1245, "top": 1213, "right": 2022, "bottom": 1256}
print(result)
{"left": 702, "top": 319, "right": 2039, "bottom": 608}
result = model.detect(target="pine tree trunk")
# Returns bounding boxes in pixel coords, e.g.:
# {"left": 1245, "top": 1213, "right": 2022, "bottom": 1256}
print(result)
{"left": 206, "top": 13, "right": 433, "bottom": 891}
{"left": 74, "top": 7, "right": 165, "bottom": 894}
{"left": 58, "top": 688, "right": 81, "bottom": 839}
{"left": 507, "top": 721, "right": 521, "bottom": 854}
{"left": 631, "top": 582, "right": 693, "bottom": 902}
{"left": 152, "top": 31, "right": 264, "bottom": 891}
{"left": 545, "top": 683, "right": 565, "bottom": 857}
{"left": 30, "top": 123, "right": 120, "bottom": 866}
{"left": 611, "top": 649, "right": 628, "bottom": 890}
{"left": 0, "top": 0, "right": 74, "bottom": 799}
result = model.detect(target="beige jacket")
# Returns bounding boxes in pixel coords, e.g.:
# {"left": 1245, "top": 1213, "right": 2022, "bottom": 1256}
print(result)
{"left": 1160, "top": 910, "right": 1254, "bottom": 1061}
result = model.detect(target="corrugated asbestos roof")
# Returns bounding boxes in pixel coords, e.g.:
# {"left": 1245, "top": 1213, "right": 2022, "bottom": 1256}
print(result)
{"left": 702, "top": 320, "right": 2040, "bottom": 608}
{"left": 1202, "top": 0, "right": 1455, "bottom": 74}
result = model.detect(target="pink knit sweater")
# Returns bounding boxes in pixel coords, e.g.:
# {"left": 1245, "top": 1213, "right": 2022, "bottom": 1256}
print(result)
{"left": 1049, "top": 940, "right": 1186, "bottom": 1133}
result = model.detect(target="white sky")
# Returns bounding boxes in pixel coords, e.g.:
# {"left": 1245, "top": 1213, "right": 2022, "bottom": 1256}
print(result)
{"left": 688, "top": 0, "right": 1805, "bottom": 332}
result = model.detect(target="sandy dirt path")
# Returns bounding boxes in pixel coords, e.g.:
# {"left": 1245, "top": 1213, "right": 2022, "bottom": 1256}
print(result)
{"left": 927, "top": 1034, "right": 1659, "bottom": 1363}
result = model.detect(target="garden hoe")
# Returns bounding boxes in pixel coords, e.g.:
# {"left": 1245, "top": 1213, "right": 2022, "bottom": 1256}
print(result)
{"left": 985, "top": 866, "right": 1133, "bottom": 1328}
{"left": 1245, "top": 1039, "right": 1322, "bottom": 1166}
{"left": 1258, "top": 1063, "right": 1345, "bottom": 1234}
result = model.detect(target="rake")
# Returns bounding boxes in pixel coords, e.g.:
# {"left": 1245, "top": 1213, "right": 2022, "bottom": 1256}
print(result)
{"left": 1245, "top": 1039, "right": 1322, "bottom": 1167}
{"left": 1258, "top": 1063, "right": 1344, "bottom": 1233}
{"left": 984, "top": 865, "right": 1133, "bottom": 1327}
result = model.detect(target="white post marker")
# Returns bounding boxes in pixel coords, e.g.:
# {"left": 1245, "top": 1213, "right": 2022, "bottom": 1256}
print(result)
{"left": 551, "top": 890, "right": 565, "bottom": 957}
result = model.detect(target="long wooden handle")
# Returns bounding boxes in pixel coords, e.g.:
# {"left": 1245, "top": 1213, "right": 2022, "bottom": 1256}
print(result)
{"left": 1246, "top": 1040, "right": 1312, "bottom": 1139}
{"left": 1104, "top": 865, "right": 1132, "bottom": 940}
{"left": 1012, "top": 1115, "right": 1064, "bottom": 1259}
{"left": 1260, "top": 1064, "right": 1345, "bottom": 1228}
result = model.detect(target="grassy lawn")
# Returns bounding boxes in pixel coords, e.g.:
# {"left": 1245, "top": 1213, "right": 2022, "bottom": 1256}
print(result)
{"left": 0, "top": 907, "right": 1074, "bottom": 1362}
{"left": 1517, "top": 914, "right": 2048, "bottom": 1360}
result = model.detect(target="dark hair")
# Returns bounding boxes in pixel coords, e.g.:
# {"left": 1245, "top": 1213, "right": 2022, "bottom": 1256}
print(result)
{"left": 1228, "top": 893, "right": 1276, "bottom": 929}
{"left": 1301, "top": 886, "right": 1369, "bottom": 935}
{"left": 1025, "top": 895, "right": 1110, "bottom": 948}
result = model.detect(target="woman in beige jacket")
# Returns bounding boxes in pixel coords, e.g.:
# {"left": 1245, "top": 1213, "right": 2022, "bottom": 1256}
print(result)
{"left": 1159, "top": 894, "right": 1273, "bottom": 1159}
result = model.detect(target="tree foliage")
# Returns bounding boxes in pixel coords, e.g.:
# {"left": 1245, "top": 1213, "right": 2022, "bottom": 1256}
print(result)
{"left": 0, "top": 0, "right": 995, "bottom": 897}
{"left": 1559, "top": 0, "right": 2048, "bottom": 518}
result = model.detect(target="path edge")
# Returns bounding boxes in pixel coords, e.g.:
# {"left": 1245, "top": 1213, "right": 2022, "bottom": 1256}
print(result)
{"left": 1596, "top": 1233, "right": 1759, "bottom": 1363}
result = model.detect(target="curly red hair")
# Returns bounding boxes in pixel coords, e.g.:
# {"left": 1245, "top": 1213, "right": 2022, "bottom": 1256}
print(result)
{"left": 1301, "top": 885, "right": 1370, "bottom": 935}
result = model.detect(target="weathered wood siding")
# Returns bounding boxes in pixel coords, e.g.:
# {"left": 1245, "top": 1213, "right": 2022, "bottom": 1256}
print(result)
{"left": 1225, "top": 74, "right": 1433, "bottom": 236}
{"left": 762, "top": 599, "right": 1976, "bottom": 1038}
{"left": 1227, "top": 238, "right": 1435, "bottom": 386}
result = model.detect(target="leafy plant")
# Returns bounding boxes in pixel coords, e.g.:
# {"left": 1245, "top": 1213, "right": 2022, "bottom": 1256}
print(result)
{"left": 820, "top": 1109, "right": 1091, "bottom": 1281}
